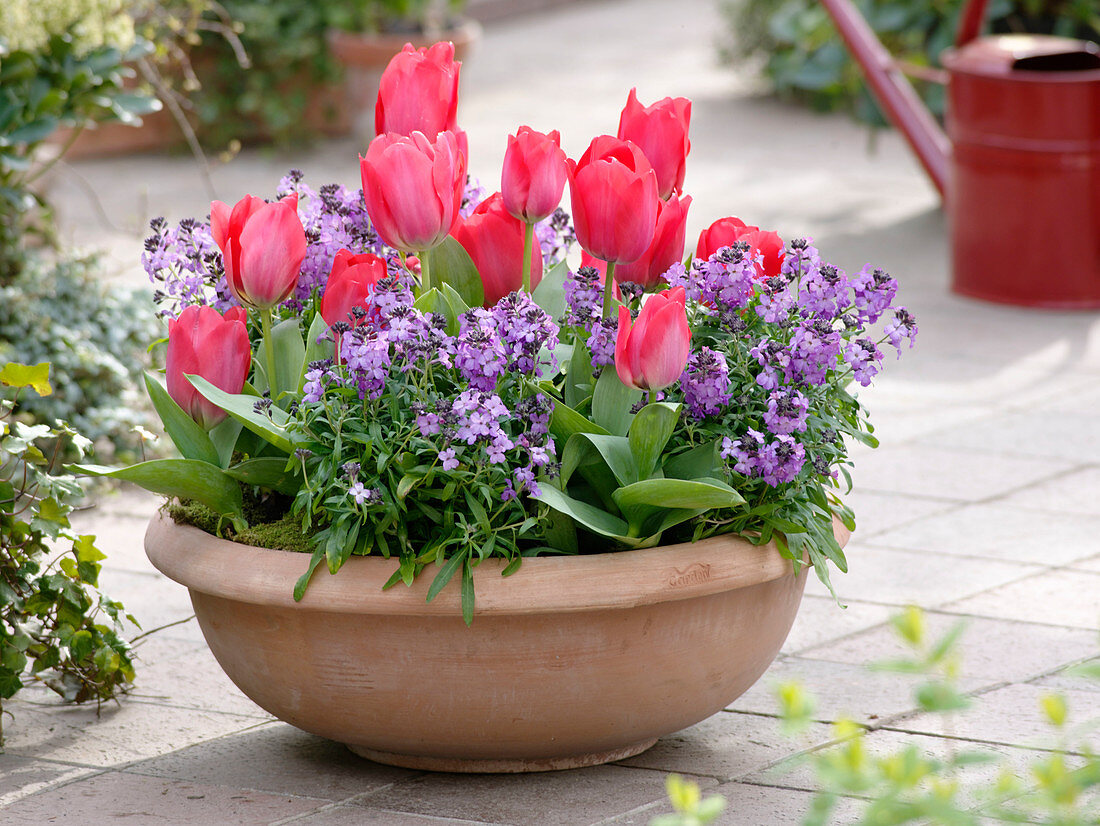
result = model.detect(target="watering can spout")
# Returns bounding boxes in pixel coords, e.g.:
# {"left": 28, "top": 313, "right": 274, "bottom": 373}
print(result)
{"left": 817, "top": 0, "right": 951, "bottom": 198}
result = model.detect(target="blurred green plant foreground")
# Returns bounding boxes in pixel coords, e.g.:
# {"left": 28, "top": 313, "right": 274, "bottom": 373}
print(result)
{"left": 722, "top": 0, "right": 1100, "bottom": 125}
{"left": 651, "top": 606, "right": 1100, "bottom": 825}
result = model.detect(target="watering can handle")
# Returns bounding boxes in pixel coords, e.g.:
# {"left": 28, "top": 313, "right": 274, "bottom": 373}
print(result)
{"left": 955, "top": 0, "right": 991, "bottom": 47}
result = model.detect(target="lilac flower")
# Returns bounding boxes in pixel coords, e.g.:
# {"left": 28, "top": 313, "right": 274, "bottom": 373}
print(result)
{"left": 586, "top": 317, "right": 617, "bottom": 370}
{"left": 348, "top": 481, "right": 381, "bottom": 505}
{"left": 799, "top": 264, "right": 851, "bottom": 319}
{"left": 491, "top": 291, "right": 560, "bottom": 376}
{"left": 341, "top": 326, "right": 391, "bottom": 400}
{"left": 535, "top": 207, "right": 575, "bottom": 267}
{"left": 784, "top": 320, "right": 843, "bottom": 387}
{"left": 763, "top": 389, "right": 809, "bottom": 435}
{"left": 438, "top": 447, "right": 460, "bottom": 471}
{"left": 144, "top": 216, "right": 234, "bottom": 317}
{"left": 883, "top": 307, "right": 918, "bottom": 354}
{"left": 721, "top": 429, "right": 805, "bottom": 486}
{"left": 850, "top": 266, "right": 898, "bottom": 324}
{"left": 680, "top": 347, "right": 732, "bottom": 420}
{"left": 780, "top": 238, "right": 821, "bottom": 281}
{"left": 454, "top": 309, "right": 508, "bottom": 391}
{"left": 680, "top": 246, "right": 755, "bottom": 314}
{"left": 303, "top": 360, "right": 336, "bottom": 403}
{"left": 564, "top": 265, "right": 603, "bottom": 329}
{"left": 755, "top": 274, "right": 797, "bottom": 324}
{"left": 844, "top": 337, "right": 883, "bottom": 386}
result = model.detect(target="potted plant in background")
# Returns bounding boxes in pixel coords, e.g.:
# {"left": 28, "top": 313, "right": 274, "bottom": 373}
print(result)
{"left": 76, "top": 43, "right": 917, "bottom": 772}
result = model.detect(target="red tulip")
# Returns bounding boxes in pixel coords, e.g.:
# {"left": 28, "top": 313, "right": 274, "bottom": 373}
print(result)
{"left": 452, "top": 192, "right": 543, "bottom": 307}
{"left": 375, "top": 41, "right": 468, "bottom": 161}
{"left": 166, "top": 305, "right": 251, "bottom": 431}
{"left": 360, "top": 130, "right": 467, "bottom": 254}
{"left": 501, "top": 126, "right": 567, "bottom": 224}
{"left": 210, "top": 194, "right": 306, "bottom": 311}
{"left": 614, "top": 194, "right": 691, "bottom": 289}
{"left": 616, "top": 88, "right": 691, "bottom": 200}
{"left": 696, "top": 216, "right": 785, "bottom": 279}
{"left": 614, "top": 286, "right": 691, "bottom": 392}
{"left": 567, "top": 135, "right": 659, "bottom": 265}
{"left": 321, "top": 250, "right": 388, "bottom": 327}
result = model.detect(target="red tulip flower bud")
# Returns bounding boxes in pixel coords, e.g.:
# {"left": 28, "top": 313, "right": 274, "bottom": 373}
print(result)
{"left": 166, "top": 305, "right": 251, "bottom": 431}
{"left": 614, "top": 286, "right": 691, "bottom": 392}
{"left": 501, "top": 126, "right": 567, "bottom": 224}
{"left": 452, "top": 192, "right": 543, "bottom": 307}
{"left": 210, "top": 194, "right": 307, "bottom": 311}
{"left": 696, "top": 216, "right": 785, "bottom": 279}
{"left": 567, "top": 135, "right": 659, "bottom": 265}
{"left": 616, "top": 88, "right": 691, "bottom": 201}
{"left": 614, "top": 194, "right": 692, "bottom": 290}
{"left": 375, "top": 41, "right": 468, "bottom": 160}
{"left": 361, "top": 130, "right": 467, "bottom": 254}
{"left": 321, "top": 249, "right": 388, "bottom": 328}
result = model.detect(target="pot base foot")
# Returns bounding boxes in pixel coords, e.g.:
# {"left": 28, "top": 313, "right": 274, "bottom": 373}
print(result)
{"left": 347, "top": 739, "right": 659, "bottom": 773}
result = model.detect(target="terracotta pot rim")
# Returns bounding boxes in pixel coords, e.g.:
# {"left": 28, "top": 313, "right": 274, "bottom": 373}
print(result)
{"left": 145, "top": 512, "right": 849, "bottom": 617}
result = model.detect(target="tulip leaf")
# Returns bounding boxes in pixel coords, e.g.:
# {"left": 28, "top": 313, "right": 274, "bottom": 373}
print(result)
{"left": 591, "top": 368, "right": 639, "bottom": 436}
{"left": 563, "top": 432, "right": 637, "bottom": 488}
{"left": 414, "top": 288, "right": 459, "bottom": 337}
{"left": 208, "top": 417, "right": 243, "bottom": 469}
{"left": 532, "top": 484, "right": 641, "bottom": 546}
{"left": 223, "top": 457, "right": 302, "bottom": 496}
{"left": 73, "top": 460, "right": 244, "bottom": 526}
{"left": 548, "top": 397, "right": 608, "bottom": 444}
{"left": 612, "top": 478, "right": 745, "bottom": 528}
{"left": 628, "top": 402, "right": 681, "bottom": 480}
{"left": 187, "top": 375, "right": 298, "bottom": 454}
{"left": 0, "top": 361, "right": 51, "bottom": 396}
{"left": 270, "top": 317, "right": 306, "bottom": 401}
{"left": 422, "top": 236, "right": 484, "bottom": 309}
{"left": 664, "top": 439, "right": 723, "bottom": 480}
{"left": 440, "top": 282, "right": 472, "bottom": 316}
{"left": 564, "top": 339, "right": 592, "bottom": 409}
{"left": 532, "top": 258, "right": 569, "bottom": 321}
{"left": 301, "top": 313, "right": 333, "bottom": 387}
{"left": 143, "top": 372, "right": 220, "bottom": 466}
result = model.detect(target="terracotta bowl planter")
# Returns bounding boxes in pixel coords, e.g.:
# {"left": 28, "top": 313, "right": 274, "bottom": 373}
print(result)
{"left": 145, "top": 512, "right": 847, "bottom": 773}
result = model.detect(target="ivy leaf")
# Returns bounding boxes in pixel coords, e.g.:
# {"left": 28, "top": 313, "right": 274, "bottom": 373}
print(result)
{"left": 0, "top": 361, "right": 52, "bottom": 396}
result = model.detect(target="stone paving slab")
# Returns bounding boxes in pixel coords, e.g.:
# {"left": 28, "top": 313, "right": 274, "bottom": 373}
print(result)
{"left": 944, "top": 569, "right": 1100, "bottom": 631}
{"left": 803, "top": 544, "right": 1042, "bottom": 607}
{"left": 996, "top": 467, "right": 1100, "bottom": 518}
{"left": 798, "top": 612, "right": 1100, "bottom": 684}
{"left": 868, "top": 502, "right": 1100, "bottom": 565}
{"left": 781, "top": 594, "right": 896, "bottom": 655}
{"left": 0, "top": 770, "right": 324, "bottom": 825}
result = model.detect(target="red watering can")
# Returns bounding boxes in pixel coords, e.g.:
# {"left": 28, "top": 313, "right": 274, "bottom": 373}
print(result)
{"left": 818, "top": 0, "right": 1100, "bottom": 308}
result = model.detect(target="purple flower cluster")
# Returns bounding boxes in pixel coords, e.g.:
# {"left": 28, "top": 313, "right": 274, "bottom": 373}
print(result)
{"left": 454, "top": 309, "right": 509, "bottom": 391}
{"left": 680, "top": 347, "right": 732, "bottom": 419}
{"left": 144, "top": 216, "right": 234, "bottom": 317}
{"left": 763, "top": 389, "right": 809, "bottom": 434}
{"left": 668, "top": 244, "right": 755, "bottom": 316}
{"left": 340, "top": 325, "right": 392, "bottom": 400}
{"left": 720, "top": 430, "right": 806, "bottom": 486}
{"left": 535, "top": 207, "right": 576, "bottom": 267}
{"left": 563, "top": 265, "right": 603, "bottom": 329}
{"left": 490, "top": 292, "right": 559, "bottom": 376}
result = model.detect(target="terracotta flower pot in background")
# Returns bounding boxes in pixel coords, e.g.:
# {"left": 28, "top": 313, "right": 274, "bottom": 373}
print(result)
{"left": 327, "top": 20, "right": 482, "bottom": 144}
{"left": 144, "top": 512, "right": 848, "bottom": 773}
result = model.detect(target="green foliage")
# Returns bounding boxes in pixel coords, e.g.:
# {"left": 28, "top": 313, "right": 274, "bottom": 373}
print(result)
{"left": 0, "top": 26, "right": 157, "bottom": 281}
{"left": 776, "top": 608, "right": 1100, "bottom": 824}
{"left": 0, "top": 253, "right": 157, "bottom": 460}
{"left": 0, "top": 363, "right": 136, "bottom": 745}
{"left": 649, "top": 774, "right": 727, "bottom": 826}
{"left": 721, "top": 0, "right": 1100, "bottom": 126}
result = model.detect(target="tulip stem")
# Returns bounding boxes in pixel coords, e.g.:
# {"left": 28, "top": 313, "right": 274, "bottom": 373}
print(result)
{"left": 260, "top": 307, "right": 278, "bottom": 399}
{"left": 419, "top": 251, "right": 432, "bottom": 294}
{"left": 648, "top": 389, "right": 656, "bottom": 406}
{"left": 602, "top": 261, "right": 617, "bottom": 319}
{"left": 521, "top": 222, "right": 535, "bottom": 293}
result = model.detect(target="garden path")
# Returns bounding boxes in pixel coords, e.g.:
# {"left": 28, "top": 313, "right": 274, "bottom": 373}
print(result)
{"left": 4, "top": 0, "right": 1099, "bottom": 823}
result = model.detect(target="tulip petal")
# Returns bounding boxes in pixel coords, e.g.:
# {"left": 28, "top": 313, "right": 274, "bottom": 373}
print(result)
{"left": 636, "top": 300, "right": 692, "bottom": 392}
{"left": 238, "top": 201, "right": 307, "bottom": 308}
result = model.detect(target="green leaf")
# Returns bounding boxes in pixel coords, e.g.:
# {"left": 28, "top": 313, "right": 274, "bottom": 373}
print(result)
{"left": 532, "top": 258, "right": 568, "bottom": 321}
{"left": 414, "top": 288, "right": 459, "bottom": 337}
{"left": 564, "top": 338, "right": 592, "bottom": 409}
{"left": 187, "top": 375, "right": 298, "bottom": 454}
{"left": 422, "top": 236, "right": 484, "bottom": 308}
{"left": 270, "top": 317, "right": 306, "bottom": 401}
{"left": 0, "top": 361, "right": 51, "bottom": 395}
{"left": 562, "top": 432, "right": 637, "bottom": 488}
{"left": 302, "top": 312, "right": 334, "bottom": 379}
{"left": 143, "top": 373, "right": 220, "bottom": 465}
{"left": 73, "top": 460, "right": 244, "bottom": 523}
{"left": 548, "top": 398, "right": 608, "bottom": 444}
{"left": 664, "top": 440, "right": 722, "bottom": 480}
{"left": 426, "top": 548, "right": 466, "bottom": 603}
{"left": 628, "top": 402, "right": 680, "bottom": 479}
{"left": 223, "top": 458, "right": 302, "bottom": 496}
{"left": 915, "top": 682, "right": 970, "bottom": 713}
{"left": 461, "top": 558, "right": 475, "bottom": 626}
{"left": 69, "top": 630, "right": 94, "bottom": 662}
{"left": 208, "top": 417, "right": 243, "bottom": 469}
{"left": 612, "top": 478, "right": 745, "bottom": 523}
{"left": 6, "top": 117, "right": 59, "bottom": 145}
{"left": 439, "top": 282, "right": 473, "bottom": 318}
{"left": 591, "top": 368, "right": 638, "bottom": 436}
{"left": 532, "top": 484, "right": 635, "bottom": 543}
{"left": 293, "top": 546, "right": 325, "bottom": 601}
